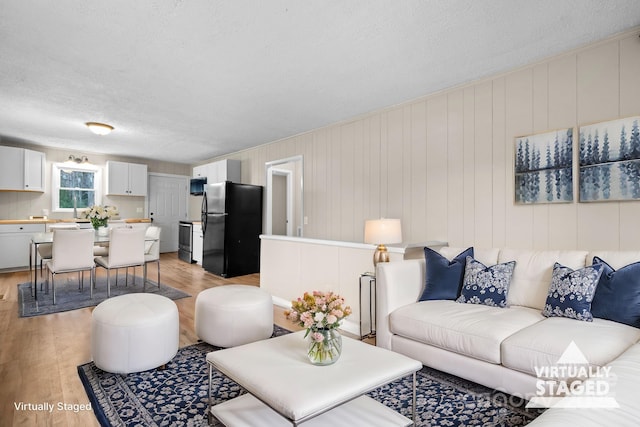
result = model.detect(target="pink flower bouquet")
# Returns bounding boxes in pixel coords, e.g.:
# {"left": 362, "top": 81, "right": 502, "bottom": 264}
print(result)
{"left": 285, "top": 291, "right": 352, "bottom": 365}
{"left": 284, "top": 291, "right": 352, "bottom": 336}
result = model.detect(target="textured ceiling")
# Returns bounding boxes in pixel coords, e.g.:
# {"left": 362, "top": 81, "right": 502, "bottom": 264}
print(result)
{"left": 0, "top": 1, "right": 638, "bottom": 165}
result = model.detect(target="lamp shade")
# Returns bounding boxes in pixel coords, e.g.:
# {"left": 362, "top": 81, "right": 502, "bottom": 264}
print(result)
{"left": 364, "top": 219, "right": 402, "bottom": 245}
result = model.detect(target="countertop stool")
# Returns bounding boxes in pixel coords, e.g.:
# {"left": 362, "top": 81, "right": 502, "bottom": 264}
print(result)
{"left": 91, "top": 293, "right": 179, "bottom": 374}
{"left": 195, "top": 285, "right": 273, "bottom": 347}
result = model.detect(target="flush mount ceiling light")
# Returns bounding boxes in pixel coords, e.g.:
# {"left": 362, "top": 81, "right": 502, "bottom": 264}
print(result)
{"left": 85, "top": 122, "right": 114, "bottom": 135}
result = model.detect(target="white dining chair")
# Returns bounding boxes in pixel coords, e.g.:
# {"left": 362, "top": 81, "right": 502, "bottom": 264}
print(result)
{"left": 37, "top": 223, "right": 80, "bottom": 291}
{"left": 143, "top": 226, "right": 161, "bottom": 290}
{"left": 45, "top": 228, "right": 95, "bottom": 305}
{"left": 94, "top": 227, "right": 145, "bottom": 297}
{"left": 93, "top": 220, "right": 129, "bottom": 257}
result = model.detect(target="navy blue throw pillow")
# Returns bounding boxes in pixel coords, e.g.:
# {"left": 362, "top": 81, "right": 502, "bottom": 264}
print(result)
{"left": 591, "top": 257, "right": 640, "bottom": 328}
{"left": 419, "top": 247, "right": 473, "bottom": 301}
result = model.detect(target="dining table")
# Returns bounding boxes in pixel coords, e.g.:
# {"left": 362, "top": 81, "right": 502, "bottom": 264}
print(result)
{"left": 29, "top": 231, "right": 156, "bottom": 300}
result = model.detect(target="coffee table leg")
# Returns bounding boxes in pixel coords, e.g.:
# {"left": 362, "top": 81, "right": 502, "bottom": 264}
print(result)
{"left": 208, "top": 363, "right": 213, "bottom": 425}
{"left": 412, "top": 371, "right": 416, "bottom": 425}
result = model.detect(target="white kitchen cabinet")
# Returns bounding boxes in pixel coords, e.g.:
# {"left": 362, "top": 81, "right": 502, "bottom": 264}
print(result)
{"left": 0, "top": 146, "right": 23, "bottom": 190}
{"left": 191, "top": 159, "right": 240, "bottom": 184}
{"left": 24, "top": 149, "right": 45, "bottom": 192}
{"left": 0, "top": 146, "right": 45, "bottom": 192}
{"left": 212, "top": 159, "right": 240, "bottom": 183}
{"left": 193, "top": 164, "right": 207, "bottom": 179}
{"left": 192, "top": 223, "right": 203, "bottom": 265}
{"left": 106, "top": 161, "right": 148, "bottom": 196}
{"left": 0, "top": 223, "right": 46, "bottom": 269}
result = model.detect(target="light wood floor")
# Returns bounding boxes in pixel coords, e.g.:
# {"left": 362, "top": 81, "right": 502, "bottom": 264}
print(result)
{"left": 0, "top": 253, "right": 310, "bottom": 427}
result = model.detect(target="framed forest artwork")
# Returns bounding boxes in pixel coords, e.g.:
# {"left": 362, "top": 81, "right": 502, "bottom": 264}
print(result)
{"left": 514, "top": 128, "right": 574, "bottom": 204}
{"left": 579, "top": 116, "right": 640, "bottom": 202}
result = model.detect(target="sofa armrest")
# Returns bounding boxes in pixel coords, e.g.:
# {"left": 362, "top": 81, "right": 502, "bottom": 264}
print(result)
{"left": 376, "top": 259, "right": 425, "bottom": 349}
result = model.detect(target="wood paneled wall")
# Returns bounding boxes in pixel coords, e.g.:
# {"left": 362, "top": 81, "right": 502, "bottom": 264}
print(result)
{"left": 209, "top": 29, "right": 640, "bottom": 250}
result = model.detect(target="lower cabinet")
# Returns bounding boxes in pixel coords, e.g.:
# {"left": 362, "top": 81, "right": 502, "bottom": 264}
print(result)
{"left": 0, "top": 224, "right": 46, "bottom": 269}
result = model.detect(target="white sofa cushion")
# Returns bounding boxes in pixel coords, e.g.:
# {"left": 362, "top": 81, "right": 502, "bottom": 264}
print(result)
{"left": 440, "top": 247, "right": 499, "bottom": 267}
{"left": 501, "top": 317, "right": 640, "bottom": 377}
{"left": 529, "top": 343, "right": 640, "bottom": 426}
{"left": 587, "top": 250, "right": 640, "bottom": 269}
{"left": 499, "top": 249, "right": 588, "bottom": 310}
{"left": 389, "top": 300, "right": 544, "bottom": 364}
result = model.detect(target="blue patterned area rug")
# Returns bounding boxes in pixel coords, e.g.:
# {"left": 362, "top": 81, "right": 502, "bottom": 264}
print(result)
{"left": 78, "top": 326, "right": 543, "bottom": 426}
{"left": 18, "top": 276, "right": 190, "bottom": 317}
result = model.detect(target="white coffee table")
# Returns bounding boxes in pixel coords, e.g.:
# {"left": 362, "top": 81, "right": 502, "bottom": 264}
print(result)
{"left": 206, "top": 330, "right": 422, "bottom": 426}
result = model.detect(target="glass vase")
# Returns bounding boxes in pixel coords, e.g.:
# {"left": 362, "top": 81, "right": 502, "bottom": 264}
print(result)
{"left": 307, "top": 328, "right": 342, "bottom": 366}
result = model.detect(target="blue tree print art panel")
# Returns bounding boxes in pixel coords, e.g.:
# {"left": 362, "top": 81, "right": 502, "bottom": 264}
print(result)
{"left": 515, "top": 128, "right": 573, "bottom": 204}
{"left": 579, "top": 116, "right": 640, "bottom": 202}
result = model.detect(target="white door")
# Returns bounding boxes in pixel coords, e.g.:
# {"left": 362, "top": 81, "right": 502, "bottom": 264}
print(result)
{"left": 148, "top": 173, "right": 189, "bottom": 253}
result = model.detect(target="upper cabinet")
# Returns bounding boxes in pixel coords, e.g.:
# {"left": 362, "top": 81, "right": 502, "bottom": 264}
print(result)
{"left": 193, "top": 164, "right": 207, "bottom": 179}
{"left": 192, "top": 159, "right": 241, "bottom": 183}
{"left": 24, "top": 149, "right": 45, "bottom": 191}
{"left": 106, "top": 161, "right": 148, "bottom": 196}
{"left": 0, "top": 146, "right": 45, "bottom": 192}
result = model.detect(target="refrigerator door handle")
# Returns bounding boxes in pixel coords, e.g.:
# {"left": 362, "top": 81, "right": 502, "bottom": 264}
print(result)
{"left": 201, "top": 194, "right": 207, "bottom": 233}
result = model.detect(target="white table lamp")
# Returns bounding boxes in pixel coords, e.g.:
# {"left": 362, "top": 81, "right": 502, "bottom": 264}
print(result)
{"left": 364, "top": 219, "right": 402, "bottom": 267}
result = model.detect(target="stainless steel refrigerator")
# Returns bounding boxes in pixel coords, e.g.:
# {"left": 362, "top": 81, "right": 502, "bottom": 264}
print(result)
{"left": 201, "top": 181, "right": 263, "bottom": 277}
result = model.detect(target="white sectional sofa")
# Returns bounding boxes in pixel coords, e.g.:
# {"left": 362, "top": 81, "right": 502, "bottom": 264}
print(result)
{"left": 376, "top": 247, "right": 640, "bottom": 425}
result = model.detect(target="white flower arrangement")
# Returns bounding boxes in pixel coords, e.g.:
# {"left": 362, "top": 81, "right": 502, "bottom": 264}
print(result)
{"left": 84, "top": 205, "right": 118, "bottom": 229}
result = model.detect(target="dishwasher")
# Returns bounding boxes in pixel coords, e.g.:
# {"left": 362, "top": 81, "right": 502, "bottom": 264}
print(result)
{"left": 178, "top": 221, "right": 194, "bottom": 263}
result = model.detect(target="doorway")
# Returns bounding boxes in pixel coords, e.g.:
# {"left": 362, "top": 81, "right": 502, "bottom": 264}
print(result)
{"left": 271, "top": 169, "right": 292, "bottom": 236}
{"left": 147, "top": 173, "right": 189, "bottom": 252}
{"left": 265, "top": 156, "right": 302, "bottom": 237}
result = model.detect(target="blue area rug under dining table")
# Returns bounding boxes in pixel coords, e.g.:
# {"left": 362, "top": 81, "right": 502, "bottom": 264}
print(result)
{"left": 17, "top": 276, "right": 190, "bottom": 317}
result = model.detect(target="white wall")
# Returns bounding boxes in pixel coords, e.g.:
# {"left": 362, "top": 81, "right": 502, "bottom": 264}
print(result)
{"left": 206, "top": 29, "right": 640, "bottom": 251}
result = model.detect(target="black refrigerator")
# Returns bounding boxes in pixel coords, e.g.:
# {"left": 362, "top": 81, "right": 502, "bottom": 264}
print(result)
{"left": 201, "top": 181, "right": 263, "bottom": 277}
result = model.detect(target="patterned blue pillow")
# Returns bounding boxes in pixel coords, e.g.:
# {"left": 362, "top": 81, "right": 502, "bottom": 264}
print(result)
{"left": 456, "top": 257, "right": 516, "bottom": 308}
{"left": 542, "top": 262, "right": 603, "bottom": 322}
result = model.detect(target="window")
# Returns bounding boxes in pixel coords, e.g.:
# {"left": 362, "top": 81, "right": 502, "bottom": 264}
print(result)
{"left": 52, "top": 163, "right": 102, "bottom": 212}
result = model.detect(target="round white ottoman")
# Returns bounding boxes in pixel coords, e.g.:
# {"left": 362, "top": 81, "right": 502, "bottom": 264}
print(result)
{"left": 195, "top": 285, "right": 273, "bottom": 347}
{"left": 91, "top": 293, "right": 179, "bottom": 374}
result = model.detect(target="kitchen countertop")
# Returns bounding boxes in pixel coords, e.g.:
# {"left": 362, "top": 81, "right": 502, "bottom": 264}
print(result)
{"left": 0, "top": 218, "right": 152, "bottom": 225}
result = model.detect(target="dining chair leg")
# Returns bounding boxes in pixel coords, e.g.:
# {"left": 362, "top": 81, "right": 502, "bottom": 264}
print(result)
{"left": 107, "top": 269, "right": 111, "bottom": 298}
{"left": 157, "top": 261, "right": 160, "bottom": 289}
{"left": 78, "top": 271, "right": 82, "bottom": 290}
{"left": 126, "top": 267, "right": 135, "bottom": 286}
{"left": 90, "top": 268, "right": 94, "bottom": 299}
{"left": 143, "top": 264, "right": 147, "bottom": 292}
{"left": 40, "top": 259, "right": 44, "bottom": 292}
{"left": 52, "top": 274, "right": 56, "bottom": 305}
